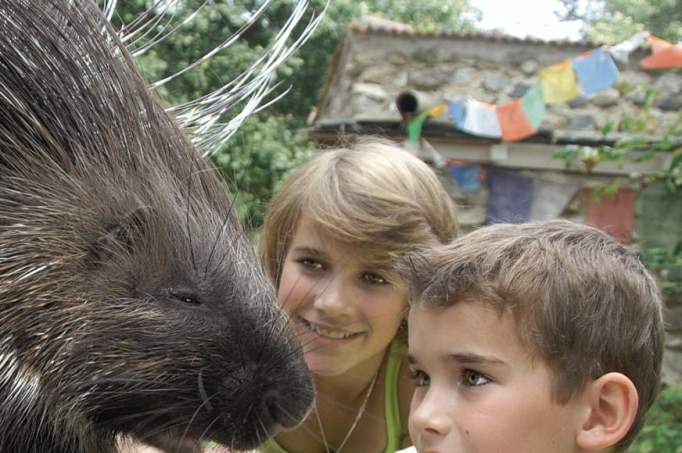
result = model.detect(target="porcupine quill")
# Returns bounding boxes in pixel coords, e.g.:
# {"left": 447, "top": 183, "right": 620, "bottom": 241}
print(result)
{"left": 0, "top": 1, "right": 320, "bottom": 452}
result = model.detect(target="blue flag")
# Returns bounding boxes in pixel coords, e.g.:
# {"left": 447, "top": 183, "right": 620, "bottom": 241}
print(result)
{"left": 485, "top": 166, "right": 534, "bottom": 224}
{"left": 449, "top": 163, "right": 480, "bottom": 192}
{"left": 448, "top": 98, "right": 466, "bottom": 127}
{"left": 572, "top": 47, "right": 619, "bottom": 96}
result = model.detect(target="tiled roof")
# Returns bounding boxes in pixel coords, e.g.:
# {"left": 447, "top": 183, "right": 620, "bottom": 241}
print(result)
{"left": 347, "top": 16, "right": 596, "bottom": 48}
{"left": 310, "top": 17, "right": 681, "bottom": 146}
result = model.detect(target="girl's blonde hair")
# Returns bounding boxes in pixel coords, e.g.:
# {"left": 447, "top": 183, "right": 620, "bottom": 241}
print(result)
{"left": 260, "top": 139, "right": 458, "bottom": 286}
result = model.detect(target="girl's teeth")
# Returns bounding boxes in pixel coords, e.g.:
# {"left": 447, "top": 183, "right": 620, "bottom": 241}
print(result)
{"left": 305, "top": 320, "right": 354, "bottom": 339}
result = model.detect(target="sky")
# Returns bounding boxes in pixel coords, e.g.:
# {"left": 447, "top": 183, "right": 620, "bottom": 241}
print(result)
{"left": 470, "top": 0, "right": 585, "bottom": 41}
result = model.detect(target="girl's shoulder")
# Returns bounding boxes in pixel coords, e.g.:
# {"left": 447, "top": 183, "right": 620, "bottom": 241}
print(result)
{"left": 395, "top": 447, "right": 417, "bottom": 453}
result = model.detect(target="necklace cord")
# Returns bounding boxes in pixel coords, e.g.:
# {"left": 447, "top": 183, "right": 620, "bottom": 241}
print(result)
{"left": 313, "top": 370, "right": 379, "bottom": 453}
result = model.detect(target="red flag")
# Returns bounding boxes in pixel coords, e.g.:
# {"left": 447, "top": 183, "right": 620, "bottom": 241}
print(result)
{"left": 496, "top": 99, "right": 535, "bottom": 142}
{"left": 640, "top": 35, "right": 682, "bottom": 69}
{"left": 584, "top": 188, "right": 636, "bottom": 244}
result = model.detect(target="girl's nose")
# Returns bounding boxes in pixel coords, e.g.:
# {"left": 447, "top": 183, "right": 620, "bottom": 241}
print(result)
{"left": 313, "top": 276, "right": 354, "bottom": 317}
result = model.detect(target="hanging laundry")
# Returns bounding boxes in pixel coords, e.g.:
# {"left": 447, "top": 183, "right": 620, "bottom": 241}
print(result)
{"left": 572, "top": 48, "right": 620, "bottom": 95}
{"left": 539, "top": 60, "right": 580, "bottom": 104}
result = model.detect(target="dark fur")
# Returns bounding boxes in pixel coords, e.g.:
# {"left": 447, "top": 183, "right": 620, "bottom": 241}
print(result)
{"left": 0, "top": 1, "right": 313, "bottom": 452}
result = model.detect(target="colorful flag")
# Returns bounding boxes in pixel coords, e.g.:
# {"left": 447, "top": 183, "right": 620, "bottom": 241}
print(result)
{"left": 448, "top": 98, "right": 466, "bottom": 126}
{"left": 449, "top": 162, "right": 481, "bottom": 192}
{"left": 608, "top": 31, "right": 649, "bottom": 63}
{"left": 572, "top": 48, "right": 620, "bottom": 95}
{"left": 460, "top": 99, "right": 501, "bottom": 138}
{"left": 485, "top": 166, "right": 534, "bottom": 224}
{"left": 406, "top": 111, "right": 428, "bottom": 144}
{"left": 640, "top": 35, "right": 682, "bottom": 69}
{"left": 496, "top": 99, "right": 535, "bottom": 142}
{"left": 539, "top": 60, "right": 580, "bottom": 104}
{"left": 406, "top": 105, "right": 447, "bottom": 144}
{"left": 520, "top": 83, "right": 545, "bottom": 129}
{"left": 584, "top": 188, "right": 636, "bottom": 244}
{"left": 425, "top": 104, "right": 447, "bottom": 118}
{"left": 529, "top": 178, "right": 580, "bottom": 221}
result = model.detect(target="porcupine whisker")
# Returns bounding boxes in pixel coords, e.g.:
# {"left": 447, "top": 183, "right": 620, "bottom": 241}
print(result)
{"left": 205, "top": 193, "right": 241, "bottom": 277}
{"left": 197, "top": 367, "right": 215, "bottom": 414}
{"left": 110, "top": 407, "right": 179, "bottom": 432}
{"left": 187, "top": 413, "right": 221, "bottom": 453}
{"left": 204, "top": 209, "right": 234, "bottom": 278}
{"left": 256, "top": 415, "right": 268, "bottom": 446}
{"left": 184, "top": 160, "right": 198, "bottom": 275}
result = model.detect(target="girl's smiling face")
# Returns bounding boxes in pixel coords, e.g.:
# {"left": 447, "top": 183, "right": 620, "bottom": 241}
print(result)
{"left": 277, "top": 216, "right": 408, "bottom": 377}
{"left": 407, "top": 302, "right": 589, "bottom": 453}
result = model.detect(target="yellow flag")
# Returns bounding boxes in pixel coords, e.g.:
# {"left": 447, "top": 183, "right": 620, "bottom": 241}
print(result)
{"left": 425, "top": 104, "right": 447, "bottom": 118}
{"left": 539, "top": 61, "right": 579, "bottom": 104}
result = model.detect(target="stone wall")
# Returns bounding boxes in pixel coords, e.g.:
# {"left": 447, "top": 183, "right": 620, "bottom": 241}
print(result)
{"left": 318, "top": 31, "right": 682, "bottom": 138}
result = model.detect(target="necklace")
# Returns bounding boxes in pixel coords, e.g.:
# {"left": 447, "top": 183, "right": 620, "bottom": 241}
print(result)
{"left": 313, "top": 371, "right": 379, "bottom": 453}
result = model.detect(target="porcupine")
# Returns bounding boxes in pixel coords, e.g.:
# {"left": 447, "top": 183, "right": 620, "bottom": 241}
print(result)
{"left": 0, "top": 1, "right": 314, "bottom": 452}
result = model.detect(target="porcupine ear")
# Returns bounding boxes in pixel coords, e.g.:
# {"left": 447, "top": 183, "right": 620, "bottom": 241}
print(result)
{"left": 86, "top": 206, "right": 154, "bottom": 266}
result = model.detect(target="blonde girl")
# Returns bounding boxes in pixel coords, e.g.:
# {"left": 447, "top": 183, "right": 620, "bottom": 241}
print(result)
{"left": 258, "top": 140, "right": 458, "bottom": 453}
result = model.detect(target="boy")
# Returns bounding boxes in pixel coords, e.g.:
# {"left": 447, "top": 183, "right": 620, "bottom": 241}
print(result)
{"left": 398, "top": 220, "right": 664, "bottom": 453}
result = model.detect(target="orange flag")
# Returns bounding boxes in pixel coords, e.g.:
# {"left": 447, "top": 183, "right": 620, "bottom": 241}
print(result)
{"left": 640, "top": 35, "right": 682, "bottom": 69}
{"left": 496, "top": 99, "right": 535, "bottom": 142}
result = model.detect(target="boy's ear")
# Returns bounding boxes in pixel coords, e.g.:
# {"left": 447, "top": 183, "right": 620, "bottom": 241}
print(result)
{"left": 576, "top": 372, "right": 639, "bottom": 451}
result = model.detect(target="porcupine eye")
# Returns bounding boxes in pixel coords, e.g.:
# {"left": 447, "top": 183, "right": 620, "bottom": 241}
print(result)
{"left": 169, "top": 289, "right": 201, "bottom": 306}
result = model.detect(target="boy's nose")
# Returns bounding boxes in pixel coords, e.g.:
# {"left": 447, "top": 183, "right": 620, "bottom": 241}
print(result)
{"left": 410, "top": 390, "right": 452, "bottom": 439}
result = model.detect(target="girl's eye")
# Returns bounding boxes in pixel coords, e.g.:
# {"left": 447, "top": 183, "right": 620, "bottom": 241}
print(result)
{"left": 299, "top": 258, "right": 323, "bottom": 271}
{"left": 362, "top": 272, "right": 386, "bottom": 285}
{"left": 410, "top": 369, "right": 430, "bottom": 387}
{"left": 462, "top": 370, "right": 490, "bottom": 387}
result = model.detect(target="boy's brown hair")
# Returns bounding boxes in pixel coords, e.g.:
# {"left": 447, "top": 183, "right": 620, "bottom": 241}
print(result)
{"left": 400, "top": 220, "right": 664, "bottom": 448}
{"left": 260, "top": 139, "right": 458, "bottom": 287}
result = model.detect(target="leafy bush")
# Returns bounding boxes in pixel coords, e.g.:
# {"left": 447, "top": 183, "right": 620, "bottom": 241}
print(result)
{"left": 628, "top": 385, "right": 682, "bottom": 453}
{"left": 210, "top": 113, "right": 313, "bottom": 230}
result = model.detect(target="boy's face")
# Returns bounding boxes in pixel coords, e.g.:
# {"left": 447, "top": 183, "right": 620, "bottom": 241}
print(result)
{"left": 407, "top": 302, "right": 588, "bottom": 453}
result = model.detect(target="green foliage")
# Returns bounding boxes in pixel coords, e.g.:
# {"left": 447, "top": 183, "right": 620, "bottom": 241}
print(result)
{"left": 553, "top": 88, "right": 682, "bottom": 192}
{"left": 641, "top": 241, "right": 682, "bottom": 298}
{"left": 110, "top": 0, "right": 479, "bottom": 229}
{"left": 554, "top": 89, "right": 682, "bottom": 297}
{"left": 628, "top": 385, "right": 682, "bottom": 453}
{"left": 210, "top": 113, "right": 313, "bottom": 229}
{"left": 559, "top": 0, "right": 682, "bottom": 44}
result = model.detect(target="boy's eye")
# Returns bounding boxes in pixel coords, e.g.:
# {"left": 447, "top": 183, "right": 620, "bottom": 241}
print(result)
{"left": 362, "top": 272, "right": 386, "bottom": 285}
{"left": 410, "top": 369, "right": 430, "bottom": 387}
{"left": 462, "top": 370, "right": 490, "bottom": 387}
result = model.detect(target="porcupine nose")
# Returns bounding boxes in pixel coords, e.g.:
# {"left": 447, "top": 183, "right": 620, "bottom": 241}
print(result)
{"left": 261, "top": 389, "right": 301, "bottom": 430}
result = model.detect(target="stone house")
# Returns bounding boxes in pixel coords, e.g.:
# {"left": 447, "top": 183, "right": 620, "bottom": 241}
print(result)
{"left": 307, "top": 16, "right": 682, "bottom": 385}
